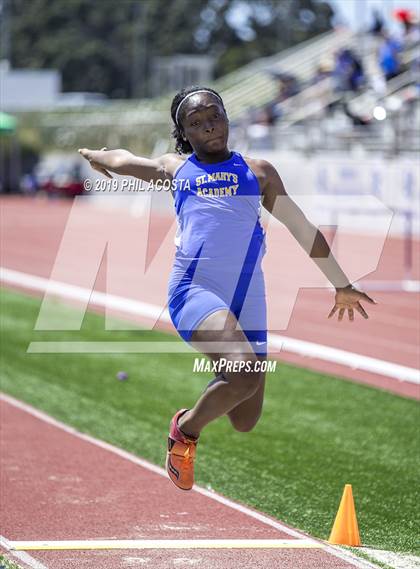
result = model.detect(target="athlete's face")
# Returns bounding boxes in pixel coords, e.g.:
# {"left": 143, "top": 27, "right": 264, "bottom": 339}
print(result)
{"left": 179, "top": 93, "right": 229, "bottom": 154}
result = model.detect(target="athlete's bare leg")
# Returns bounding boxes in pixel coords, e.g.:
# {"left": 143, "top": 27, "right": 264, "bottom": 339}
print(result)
{"left": 226, "top": 356, "right": 266, "bottom": 432}
{"left": 177, "top": 309, "right": 265, "bottom": 438}
{"left": 201, "top": 355, "right": 266, "bottom": 432}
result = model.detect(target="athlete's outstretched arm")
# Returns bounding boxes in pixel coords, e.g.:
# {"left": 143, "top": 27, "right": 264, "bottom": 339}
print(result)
{"left": 259, "top": 160, "right": 377, "bottom": 321}
{"left": 78, "top": 147, "right": 182, "bottom": 183}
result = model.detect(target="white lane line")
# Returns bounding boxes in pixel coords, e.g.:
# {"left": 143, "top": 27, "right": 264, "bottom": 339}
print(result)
{"left": 363, "top": 547, "right": 420, "bottom": 569}
{"left": 0, "top": 267, "right": 169, "bottom": 321}
{"left": 268, "top": 335, "right": 419, "bottom": 384}
{"left": 355, "top": 279, "right": 420, "bottom": 293}
{"left": 8, "top": 539, "right": 323, "bottom": 551}
{"left": 1, "top": 266, "right": 419, "bottom": 384}
{"left": 0, "top": 535, "right": 49, "bottom": 569}
{"left": 1, "top": 394, "right": 379, "bottom": 569}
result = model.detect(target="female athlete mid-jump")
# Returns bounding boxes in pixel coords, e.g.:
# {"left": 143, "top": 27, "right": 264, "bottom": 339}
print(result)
{"left": 79, "top": 86, "right": 376, "bottom": 491}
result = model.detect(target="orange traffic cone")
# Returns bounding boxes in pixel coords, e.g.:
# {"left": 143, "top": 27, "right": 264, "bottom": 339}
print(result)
{"left": 328, "top": 484, "right": 361, "bottom": 546}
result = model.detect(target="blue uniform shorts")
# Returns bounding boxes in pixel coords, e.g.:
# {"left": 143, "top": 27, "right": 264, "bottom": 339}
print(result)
{"left": 168, "top": 258, "right": 267, "bottom": 357}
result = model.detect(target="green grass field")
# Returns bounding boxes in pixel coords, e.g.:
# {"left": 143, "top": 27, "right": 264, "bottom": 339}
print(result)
{"left": 0, "top": 555, "right": 23, "bottom": 569}
{"left": 1, "top": 287, "right": 419, "bottom": 560}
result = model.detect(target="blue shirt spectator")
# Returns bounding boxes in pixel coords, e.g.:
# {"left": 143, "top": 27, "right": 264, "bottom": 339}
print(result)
{"left": 379, "top": 34, "right": 403, "bottom": 81}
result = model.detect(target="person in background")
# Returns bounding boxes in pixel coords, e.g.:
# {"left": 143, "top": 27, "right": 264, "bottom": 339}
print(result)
{"left": 334, "top": 49, "right": 365, "bottom": 92}
{"left": 394, "top": 8, "right": 416, "bottom": 37}
{"left": 378, "top": 31, "right": 403, "bottom": 82}
{"left": 370, "top": 9, "right": 385, "bottom": 37}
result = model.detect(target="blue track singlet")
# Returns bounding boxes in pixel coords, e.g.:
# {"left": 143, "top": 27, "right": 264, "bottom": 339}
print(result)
{"left": 167, "top": 150, "right": 267, "bottom": 356}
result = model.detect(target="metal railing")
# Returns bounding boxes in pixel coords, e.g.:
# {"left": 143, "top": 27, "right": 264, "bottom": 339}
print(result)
{"left": 231, "top": 101, "right": 420, "bottom": 156}
{"left": 220, "top": 28, "right": 357, "bottom": 120}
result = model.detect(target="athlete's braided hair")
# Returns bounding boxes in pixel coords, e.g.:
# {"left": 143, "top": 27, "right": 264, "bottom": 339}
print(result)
{"left": 170, "top": 86, "right": 226, "bottom": 155}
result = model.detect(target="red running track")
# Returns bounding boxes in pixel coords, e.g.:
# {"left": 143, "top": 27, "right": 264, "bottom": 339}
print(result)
{"left": 0, "top": 395, "right": 372, "bottom": 569}
{"left": 1, "top": 196, "right": 419, "bottom": 399}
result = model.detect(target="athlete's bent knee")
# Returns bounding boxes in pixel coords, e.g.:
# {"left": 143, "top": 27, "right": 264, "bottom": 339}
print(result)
{"left": 224, "top": 364, "right": 261, "bottom": 400}
{"left": 231, "top": 413, "right": 262, "bottom": 433}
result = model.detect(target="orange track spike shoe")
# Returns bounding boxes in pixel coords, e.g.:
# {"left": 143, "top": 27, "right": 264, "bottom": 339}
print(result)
{"left": 166, "top": 409, "right": 198, "bottom": 491}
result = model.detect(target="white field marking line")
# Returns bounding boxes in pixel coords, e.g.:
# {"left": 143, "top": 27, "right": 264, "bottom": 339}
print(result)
{"left": 1, "top": 266, "right": 419, "bottom": 385}
{"left": 363, "top": 547, "right": 420, "bottom": 569}
{"left": 355, "top": 279, "right": 420, "bottom": 293}
{"left": 0, "top": 267, "right": 170, "bottom": 321}
{"left": 324, "top": 546, "right": 380, "bottom": 569}
{"left": 8, "top": 539, "right": 323, "bottom": 551}
{"left": 4, "top": 266, "right": 420, "bottom": 378}
{"left": 0, "top": 535, "right": 49, "bottom": 569}
{"left": 1, "top": 394, "right": 379, "bottom": 569}
{"left": 267, "top": 335, "right": 419, "bottom": 384}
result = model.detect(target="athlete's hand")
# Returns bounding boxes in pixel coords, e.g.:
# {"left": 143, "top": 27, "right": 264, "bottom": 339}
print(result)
{"left": 328, "top": 285, "right": 377, "bottom": 322}
{"left": 78, "top": 147, "right": 113, "bottom": 179}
